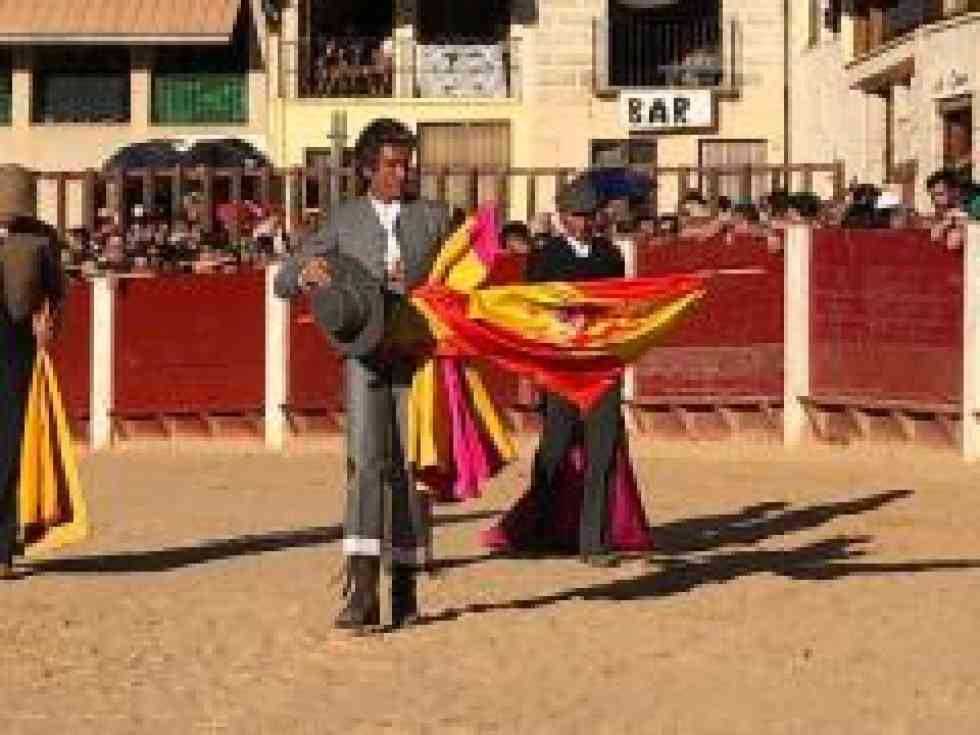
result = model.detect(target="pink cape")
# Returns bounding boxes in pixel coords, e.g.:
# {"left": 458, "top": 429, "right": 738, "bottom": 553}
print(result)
{"left": 480, "top": 435, "right": 652, "bottom": 553}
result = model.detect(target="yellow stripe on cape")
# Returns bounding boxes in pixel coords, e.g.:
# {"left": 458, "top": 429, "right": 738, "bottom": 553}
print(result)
{"left": 17, "top": 349, "right": 89, "bottom": 557}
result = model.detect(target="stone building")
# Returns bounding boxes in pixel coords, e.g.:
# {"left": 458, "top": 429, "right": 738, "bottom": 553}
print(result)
{"left": 790, "top": 0, "right": 979, "bottom": 210}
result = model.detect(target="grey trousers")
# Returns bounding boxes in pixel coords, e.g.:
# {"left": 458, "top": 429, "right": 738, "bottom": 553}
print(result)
{"left": 342, "top": 356, "right": 431, "bottom": 568}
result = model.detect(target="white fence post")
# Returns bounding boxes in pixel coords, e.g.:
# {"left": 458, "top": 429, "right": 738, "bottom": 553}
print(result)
{"left": 265, "top": 264, "right": 288, "bottom": 450}
{"left": 89, "top": 277, "right": 113, "bottom": 451}
{"left": 783, "top": 225, "right": 811, "bottom": 447}
{"left": 962, "top": 223, "right": 980, "bottom": 462}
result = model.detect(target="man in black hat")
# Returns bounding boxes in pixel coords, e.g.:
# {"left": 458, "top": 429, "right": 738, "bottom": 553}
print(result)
{"left": 525, "top": 177, "right": 626, "bottom": 567}
{"left": 275, "top": 118, "right": 450, "bottom": 632}
{"left": 0, "top": 170, "right": 65, "bottom": 579}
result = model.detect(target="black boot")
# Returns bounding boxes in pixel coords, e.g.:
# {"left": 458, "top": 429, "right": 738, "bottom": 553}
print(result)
{"left": 335, "top": 556, "right": 380, "bottom": 632}
{"left": 391, "top": 565, "right": 419, "bottom": 628}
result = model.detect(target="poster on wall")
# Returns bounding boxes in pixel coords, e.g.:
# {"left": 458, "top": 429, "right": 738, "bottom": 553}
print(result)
{"left": 619, "top": 89, "right": 715, "bottom": 132}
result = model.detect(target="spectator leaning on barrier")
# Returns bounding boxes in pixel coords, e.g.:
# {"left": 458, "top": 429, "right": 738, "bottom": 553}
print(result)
{"left": 926, "top": 169, "right": 968, "bottom": 247}
{"left": 501, "top": 221, "right": 532, "bottom": 255}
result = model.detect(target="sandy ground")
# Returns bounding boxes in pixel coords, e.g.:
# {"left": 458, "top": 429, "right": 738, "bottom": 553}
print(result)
{"left": 2, "top": 439, "right": 980, "bottom": 734}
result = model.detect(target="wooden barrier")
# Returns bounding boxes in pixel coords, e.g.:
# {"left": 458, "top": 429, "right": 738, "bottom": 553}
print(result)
{"left": 112, "top": 271, "right": 265, "bottom": 437}
{"left": 32, "top": 161, "right": 846, "bottom": 240}
{"left": 806, "top": 228, "right": 964, "bottom": 446}
{"left": 42, "top": 224, "right": 980, "bottom": 456}
{"left": 49, "top": 280, "right": 92, "bottom": 432}
{"left": 630, "top": 234, "right": 785, "bottom": 439}
{"left": 286, "top": 293, "right": 345, "bottom": 431}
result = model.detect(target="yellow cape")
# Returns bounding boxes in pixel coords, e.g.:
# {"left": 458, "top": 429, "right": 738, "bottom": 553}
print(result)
{"left": 17, "top": 349, "right": 89, "bottom": 557}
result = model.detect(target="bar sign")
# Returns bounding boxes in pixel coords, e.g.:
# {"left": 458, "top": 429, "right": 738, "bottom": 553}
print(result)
{"left": 619, "top": 89, "right": 714, "bottom": 131}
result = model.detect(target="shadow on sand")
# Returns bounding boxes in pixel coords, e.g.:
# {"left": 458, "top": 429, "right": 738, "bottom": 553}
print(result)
{"left": 419, "top": 489, "right": 980, "bottom": 623}
{"left": 29, "top": 510, "right": 498, "bottom": 575}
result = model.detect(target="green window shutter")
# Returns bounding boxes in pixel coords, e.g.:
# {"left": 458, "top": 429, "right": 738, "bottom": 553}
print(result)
{"left": 0, "top": 67, "right": 11, "bottom": 126}
{"left": 152, "top": 72, "right": 248, "bottom": 124}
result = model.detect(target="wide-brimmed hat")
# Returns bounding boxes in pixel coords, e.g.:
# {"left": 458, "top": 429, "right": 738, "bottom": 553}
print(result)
{"left": 309, "top": 252, "right": 387, "bottom": 358}
{"left": 0, "top": 165, "right": 36, "bottom": 224}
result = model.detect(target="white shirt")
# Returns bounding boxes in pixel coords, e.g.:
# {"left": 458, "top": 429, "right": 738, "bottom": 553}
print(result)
{"left": 566, "top": 234, "right": 591, "bottom": 259}
{"left": 371, "top": 197, "right": 402, "bottom": 274}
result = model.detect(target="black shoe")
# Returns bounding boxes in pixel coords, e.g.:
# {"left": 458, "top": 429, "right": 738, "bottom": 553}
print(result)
{"left": 334, "top": 556, "right": 381, "bottom": 632}
{"left": 581, "top": 551, "right": 622, "bottom": 569}
{"left": 391, "top": 565, "right": 419, "bottom": 628}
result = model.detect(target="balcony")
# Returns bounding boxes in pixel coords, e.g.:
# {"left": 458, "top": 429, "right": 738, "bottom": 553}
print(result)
{"left": 293, "top": 35, "right": 520, "bottom": 100}
{"left": 852, "top": 0, "right": 980, "bottom": 58}
{"left": 594, "top": 10, "right": 740, "bottom": 95}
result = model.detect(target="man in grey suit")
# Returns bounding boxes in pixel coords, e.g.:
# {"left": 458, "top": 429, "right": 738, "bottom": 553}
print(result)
{"left": 275, "top": 118, "right": 450, "bottom": 631}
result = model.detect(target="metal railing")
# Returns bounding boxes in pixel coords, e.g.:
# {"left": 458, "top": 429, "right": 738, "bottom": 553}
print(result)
{"left": 595, "top": 15, "right": 740, "bottom": 93}
{"left": 290, "top": 34, "right": 520, "bottom": 99}
{"left": 32, "top": 162, "right": 846, "bottom": 244}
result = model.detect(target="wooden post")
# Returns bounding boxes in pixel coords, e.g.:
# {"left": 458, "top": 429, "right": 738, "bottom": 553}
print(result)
{"left": 230, "top": 169, "right": 243, "bottom": 243}
{"left": 316, "top": 155, "right": 329, "bottom": 217}
{"left": 832, "top": 160, "right": 846, "bottom": 202}
{"left": 802, "top": 164, "right": 814, "bottom": 194}
{"left": 770, "top": 167, "right": 783, "bottom": 194}
{"left": 783, "top": 224, "right": 812, "bottom": 447}
{"left": 90, "top": 277, "right": 114, "bottom": 451}
{"left": 468, "top": 170, "right": 480, "bottom": 211}
{"left": 436, "top": 172, "right": 448, "bottom": 204}
{"left": 265, "top": 263, "right": 287, "bottom": 450}
{"left": 55, "top": 173, "right": 67, "bottom": 239}
{"left": 172, "top": 165, "right": 184, "bottom": 224}
{"left": 707, "top": 170, "right": 720, "bottom": 213}
{"left": 739, "top": 163, "right": 753, "bottom": 203}
{"left": 676, "top": 167, "right": 690, "bottom": 203}
{"left": 82, "top": 170, "right": 96, "bottom": 234}
{"left": 258, "top": 167, "right": 271, "bottom": 207}
{"left": 141, "top": 170, "right": 154, "bottom": 215}
{"left": 962, "top": 223, "right": 980, "bottom": 462}
{"left": 525, "top": 174, "right": 537, "bottom": 222}
{"left": 328, "top": 110, "right": 347, "bottom": 210}
{"left": 495, "top": 173, "right": 508, "bottom": 219}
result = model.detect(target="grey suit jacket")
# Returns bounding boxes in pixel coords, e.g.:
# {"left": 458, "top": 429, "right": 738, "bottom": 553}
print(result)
{"left": 274, "top": 196, "right": 451, "bottom": 300}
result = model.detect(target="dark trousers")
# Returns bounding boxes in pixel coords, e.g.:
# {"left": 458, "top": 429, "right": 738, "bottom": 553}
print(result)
{"left": 0, "top": 315, "right": 35, "bottom": 563}
{"left": 530, "top": 383, "right": 621, "bottom": 556}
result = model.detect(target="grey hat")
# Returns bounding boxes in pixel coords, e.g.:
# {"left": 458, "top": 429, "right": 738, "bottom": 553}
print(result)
{"left": 309, "top": 252, "right": 387, "bottom": 359}
{"left": 556, "top": 177, "right": 600, "bottom": 215}
{"left": 0, "top": 165, "right": 36, "bottom": 224}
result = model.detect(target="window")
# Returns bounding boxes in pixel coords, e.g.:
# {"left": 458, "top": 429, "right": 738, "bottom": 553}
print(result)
{"left": 808, "top": 0, "right": 821, "bottom": 47}
{"left": 607, "top": 0, "right": 722, "bottom": 88}
{"left": 590, "top": 139, "right": 656, "bottom": 169}
{"left": 300, "top": 0, "right": 393, "bottom": 97}
{"left": 417, "top": 122, "right": 511, "bottom": 210}
{"left": 942, "top": 102, "right": 972, "bottom": 178}
{"left": 418, "top": 0, "right": 510, "bottom": 42}
{"left": 0, "top": 51, "right": 11, "bottom": 126}
{"left": 152, "top": 16, "right": 250, "bottom": 124}
{"left": 824, "top": 0, "right": 843, "bottom": 34}
{"left": 32, "top": 48, "right": 130, "bottom": 124}
{"left": 699, "top": 139, "right": 768, "bottom": 200}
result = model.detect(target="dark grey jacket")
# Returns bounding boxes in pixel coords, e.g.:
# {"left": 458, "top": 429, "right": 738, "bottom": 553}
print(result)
{"left": 274, "top": 197, "right": 450, "bottom": 300}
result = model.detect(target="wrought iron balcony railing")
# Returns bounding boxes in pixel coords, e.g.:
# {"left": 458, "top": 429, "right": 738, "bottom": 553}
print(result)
{"left": 290, "top": 35, "right": 520, "bottom": 100}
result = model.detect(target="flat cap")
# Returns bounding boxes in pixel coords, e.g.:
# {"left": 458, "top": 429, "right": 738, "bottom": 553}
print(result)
{"left": 556, "top": 177, "right": 600, "bottom": 215}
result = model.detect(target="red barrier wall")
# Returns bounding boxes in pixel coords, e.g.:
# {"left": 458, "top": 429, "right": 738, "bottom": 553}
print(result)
{"left": 810, "top": 228, "right": 963, "bottom": 405}
{"left": 633, "top": 235, "right": 784, "bottom": 400}
{"left": 287, "top": 294, "right": 344, "bottom": 413}
{"left": 49, "top": 280, "right": 91, "bottom": 420}
{"left": 113, "top": 271, "right": 266, "bottom": 415}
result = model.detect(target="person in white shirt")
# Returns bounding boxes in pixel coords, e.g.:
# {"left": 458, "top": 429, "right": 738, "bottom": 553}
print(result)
{"left": 275, "top": 119, "right": 450, "bottom": 633}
